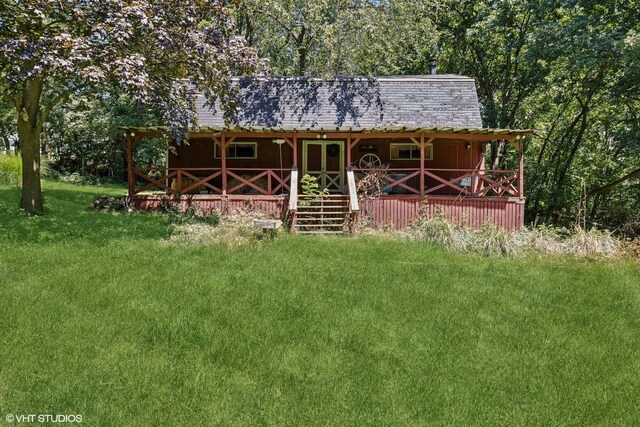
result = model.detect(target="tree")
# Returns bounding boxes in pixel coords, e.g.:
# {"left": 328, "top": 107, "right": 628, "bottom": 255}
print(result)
{"left": 236, "top": 0, "right": 440, "bottom": 77}
{"left": 237, "top": 0, "right": 369, "bottom": 76}
{"left": 431, "top": 0, "right": 551, "bottom": 169}
{"left": 0, "top": 0, "right": 262, "bottom": 213}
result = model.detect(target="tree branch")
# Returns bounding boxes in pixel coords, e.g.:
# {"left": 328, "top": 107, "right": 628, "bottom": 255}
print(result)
{"left": 36, "top": 88, "right": 76, "bottom": 134}
{"left": 588, "top": 168, "right": 640, "bottom": 196}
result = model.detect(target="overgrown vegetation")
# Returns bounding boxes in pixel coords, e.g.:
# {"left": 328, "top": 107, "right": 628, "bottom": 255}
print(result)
{"left": 300, "top": 173, "right": 329, "bottom": 197}
{"left": 0, "top": 152, "right": 21, "bottom": 186}
{"left": 402, "top": 214, "right": 628, "bottom": 259}
{"left": 1, "top": 181, "right": 639, "bottom": 425}
{"left": 356, "top": 166, "right": 389, "bottom": 200}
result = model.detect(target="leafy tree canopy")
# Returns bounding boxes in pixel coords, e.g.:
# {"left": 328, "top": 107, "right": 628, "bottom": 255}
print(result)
{"left": 0, "top": 0, "right": 263, "bottom": 213}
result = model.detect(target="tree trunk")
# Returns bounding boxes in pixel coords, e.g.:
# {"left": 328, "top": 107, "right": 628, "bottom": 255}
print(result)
{"left": 1, "top": 134, "right": 10, "bottom": 152}
{"left": 17, "top": 76, "right": 44, "bottom": 214}
{"left": 17, "top": 122, "right": 43, "bottom": 213}
{"left": 490, "top": 140, "right": 506, "bottom": 170}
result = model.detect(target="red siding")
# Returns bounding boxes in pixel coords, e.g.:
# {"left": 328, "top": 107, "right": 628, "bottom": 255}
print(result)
{"left": 359, "top": 195, "right": 524, "bottom": 230}
{"left": 133, "top": 194, "right": 524, "bottom": 231}
{"left": 133, "top": 195, "right": 286, "bottom": 218}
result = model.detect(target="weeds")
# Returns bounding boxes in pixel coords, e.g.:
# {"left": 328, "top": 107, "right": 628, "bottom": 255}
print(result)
{"left": 164, "top": 213, "right": 278, "bottom": 247}
{"left": 400, "top": 214, "right": 626, "bottom": 259}
{"left": 153, "top": 198, "right": 279, "bottom": 247}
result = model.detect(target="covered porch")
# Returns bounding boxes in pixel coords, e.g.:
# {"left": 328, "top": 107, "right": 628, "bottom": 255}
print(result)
{"left": 124, "top": 126, "right": 529, "bottom": 199}
{"left": 123, "top": 126, "right": 531, "bottom": 230}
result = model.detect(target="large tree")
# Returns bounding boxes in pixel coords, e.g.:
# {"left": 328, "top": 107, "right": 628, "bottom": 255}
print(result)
{"left": 0, "top": 0, "right": 261, "bottom": 213}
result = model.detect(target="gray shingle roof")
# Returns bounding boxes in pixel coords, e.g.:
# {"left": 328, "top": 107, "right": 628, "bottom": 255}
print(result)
{"left": 196, "top": 75, "right": 484, "bottom": 130}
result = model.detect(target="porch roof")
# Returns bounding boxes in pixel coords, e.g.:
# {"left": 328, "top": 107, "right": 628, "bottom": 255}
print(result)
{"left": 120, "top": 125, "right": 534, "bottom": 139}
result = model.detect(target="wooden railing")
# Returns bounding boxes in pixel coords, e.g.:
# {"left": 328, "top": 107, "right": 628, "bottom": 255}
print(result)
{"left": 226, "top": 168, "right": 291, "bottom": 195}
{"left": 352, "top": 168, "right": 520, "bottom": 197}
{"left": 346, "top": 167, "right": 359, "bottom": 212}
{"left": 132, "top": 166, "right": 520, "bottom": 199}
{"left": 132, "top": 167, "right": 291, "bottom": 196}
{"left": 289, "top": 167, "right": 298, "bottom": 212}
{"left": 346, "top": 167, "right": 359, "bottom": 233}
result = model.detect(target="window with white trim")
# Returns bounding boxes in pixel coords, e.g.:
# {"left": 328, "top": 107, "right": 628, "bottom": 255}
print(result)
{"left": 215, "top": 142, "right": 258, "bottom": 159}
{"left": 390, "top": 143, "right": 433, "bottom": 160}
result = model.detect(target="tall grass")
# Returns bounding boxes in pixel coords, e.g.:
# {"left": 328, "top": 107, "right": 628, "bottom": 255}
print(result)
{"left": 404, "top": 214, "right": 626, "bottom": 259}
{"left": 0, "top": 153, "right": 54, "bottom": 187}
{"left": 0, "top": 152, "right": 21, "bottom": 186}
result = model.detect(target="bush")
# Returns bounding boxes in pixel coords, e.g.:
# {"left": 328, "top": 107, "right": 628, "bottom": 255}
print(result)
{"left": 0, "top": 153, "right": 21, "bottom": 186}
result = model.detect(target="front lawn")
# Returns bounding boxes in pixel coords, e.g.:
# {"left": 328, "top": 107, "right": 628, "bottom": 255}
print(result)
{"left": 1, "top": 181, "right": 639, "bottom": 425}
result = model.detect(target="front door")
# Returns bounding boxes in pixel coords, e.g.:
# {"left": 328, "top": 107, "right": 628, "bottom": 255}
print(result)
{"left": 302, "top": 140, "right": 344, "bottom": 193}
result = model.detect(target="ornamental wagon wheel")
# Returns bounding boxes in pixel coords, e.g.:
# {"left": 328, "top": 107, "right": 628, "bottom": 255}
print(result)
{"left": 358, "top": 153, "right": 382, "bottom": 169}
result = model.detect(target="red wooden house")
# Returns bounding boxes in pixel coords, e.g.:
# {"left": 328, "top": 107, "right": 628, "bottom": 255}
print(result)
{"left": 124, "top": 75, "right": 532, "bottom": 233}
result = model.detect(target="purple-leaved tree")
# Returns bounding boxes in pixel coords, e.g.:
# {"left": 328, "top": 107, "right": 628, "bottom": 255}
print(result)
{"left": 0, "top": 0, "right": 262, "bottom": 213}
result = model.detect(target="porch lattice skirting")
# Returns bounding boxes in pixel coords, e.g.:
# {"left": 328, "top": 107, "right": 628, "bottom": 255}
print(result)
{"left": 131, "top": 194, "right": 525, "bottom": 231}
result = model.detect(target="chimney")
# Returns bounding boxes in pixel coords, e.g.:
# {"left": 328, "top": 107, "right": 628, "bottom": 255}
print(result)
{"left": 428, "top": 58, "right": 437, "bottom": 75}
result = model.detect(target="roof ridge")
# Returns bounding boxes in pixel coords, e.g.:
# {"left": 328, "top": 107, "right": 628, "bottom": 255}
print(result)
{"left": 230, "top": 75, "right": 475, "bottom": 82}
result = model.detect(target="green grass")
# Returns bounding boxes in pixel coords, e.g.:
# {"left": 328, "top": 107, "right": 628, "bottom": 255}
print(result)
{"left": 1, "top": 181, "right": 639, "bottom": 425}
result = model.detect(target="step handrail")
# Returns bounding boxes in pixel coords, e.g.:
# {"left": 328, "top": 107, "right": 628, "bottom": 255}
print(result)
{"left": 346, "top": 167, "right": 359, "bottom": 213}
{"left": 289, "top": 167, "right": 298, "bottom": 212}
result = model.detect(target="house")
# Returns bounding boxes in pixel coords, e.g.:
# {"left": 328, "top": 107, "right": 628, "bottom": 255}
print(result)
{"left": 123, "top": 75, "right": 532, "bottom": 232}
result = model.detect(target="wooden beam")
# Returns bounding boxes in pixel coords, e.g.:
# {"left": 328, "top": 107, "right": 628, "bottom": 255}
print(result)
{"left": 346, "top": 134, "right": 352, "bottom": 168}
{"left": 292, "top": 134, "right": 298, "bottom": 168}
{"left": 221, "top": 135, "right": 227, "bottom": 195}
{"left": 419, "top": 133, "right": 425, "bottom": 196}
{"left": 185, "top": 130, "right": 519, "bottom": 142}
{"left": 126, "top": 134, "right": 135, "bottom": 197}
{"left": 349, "top": 136, "right": 362, "bottom": 150}
{"left": 518, "top": 136, "right": 524, "bottom": 199}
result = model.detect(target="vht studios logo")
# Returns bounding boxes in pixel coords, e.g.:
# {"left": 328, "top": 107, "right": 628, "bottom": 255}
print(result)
{"left": 6, "top": 414, "right": 83, "bottom": 423}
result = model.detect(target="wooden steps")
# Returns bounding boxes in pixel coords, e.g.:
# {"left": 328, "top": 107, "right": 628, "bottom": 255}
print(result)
{"left": 292, "top": 195, "right": 350, "bottom": 235}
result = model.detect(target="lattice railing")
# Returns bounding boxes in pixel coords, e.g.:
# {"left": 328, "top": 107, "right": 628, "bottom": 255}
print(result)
{"left": 132, "top": 167, "right": 291, "bottom": 196}
{"left": 352, "top": 168, "right": 520, "bottom": 197}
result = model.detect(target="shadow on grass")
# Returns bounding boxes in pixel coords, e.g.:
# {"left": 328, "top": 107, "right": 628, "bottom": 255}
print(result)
{"left": 0, "top": 184, "right": 168, "bottom": 244}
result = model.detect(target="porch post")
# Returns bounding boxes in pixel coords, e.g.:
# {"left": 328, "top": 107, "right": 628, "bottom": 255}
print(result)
{"left": 518, "top": 136, "right": 524, "bottom": 199}
{"left": 346, "top": 134, "right": 351, "bottom": 168}
{"left": 292, "top": 134, "right": 298, "bottom": 168}
{"left": 126, "top": 133, "right": 134, "bottom": 197}
{"left": 419, "top": 133, "right": 425, "bottom": 196}
{"left": 221, "top": 134, "right": 227, "bottom": 195}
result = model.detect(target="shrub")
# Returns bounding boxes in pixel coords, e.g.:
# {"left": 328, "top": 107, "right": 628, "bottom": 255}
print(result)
{"left": 0, "top": 153, "right": 21, "bottom": 186}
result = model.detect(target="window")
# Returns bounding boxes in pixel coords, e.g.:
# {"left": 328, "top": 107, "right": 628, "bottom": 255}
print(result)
{"left": 390, "top": 143, "right": 433, "bottom": 160}
{"left": 215, "top": 142, "right": 258, "bottom": 159}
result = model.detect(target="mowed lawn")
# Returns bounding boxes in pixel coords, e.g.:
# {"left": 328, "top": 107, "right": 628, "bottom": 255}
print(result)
{"left": 1, "top": 182, "right": 639, "bottom": 426}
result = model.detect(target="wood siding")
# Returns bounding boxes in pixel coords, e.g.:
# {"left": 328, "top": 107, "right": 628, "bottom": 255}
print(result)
{"left": 133, "top": 195, "right": 286, "bottom": 218}
{"left": 132, "top": 194, "right": 524, "bottom": 230}
{"left": 359, "top": 195, "right": 524, "bottom": 230}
